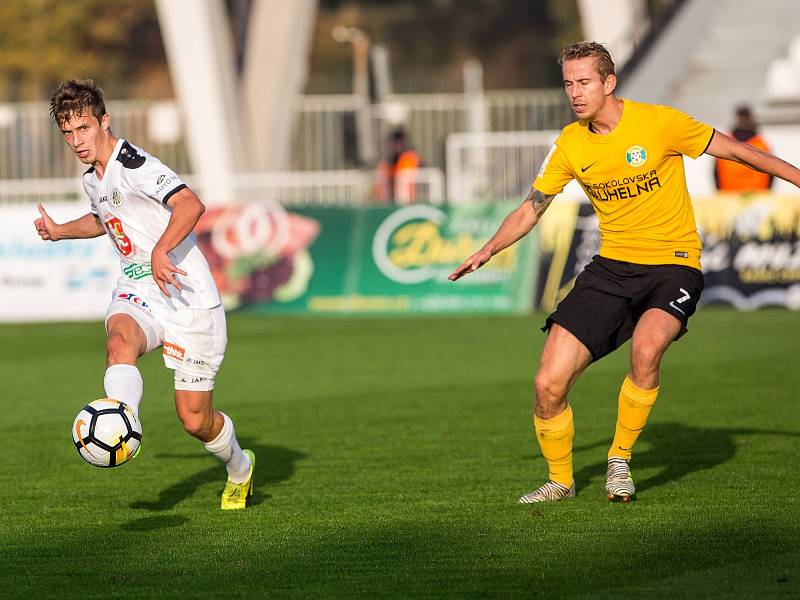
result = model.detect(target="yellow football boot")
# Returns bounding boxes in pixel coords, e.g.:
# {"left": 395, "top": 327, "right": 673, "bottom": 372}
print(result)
{"left": 221, "top": 449, "right": 255, "bottom": 510}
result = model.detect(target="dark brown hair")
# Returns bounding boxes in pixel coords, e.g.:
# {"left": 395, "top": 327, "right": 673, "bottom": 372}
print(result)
{"left": 558, "top": 41, "right": 616, "bottom": 81}
{"left": 49, "top": 79, "right": 107, "bottom": 126}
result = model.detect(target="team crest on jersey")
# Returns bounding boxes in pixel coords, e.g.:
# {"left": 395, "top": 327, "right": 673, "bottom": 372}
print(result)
{"left": 111, "top": 188, "right": 123, "bottom": 207}
{"left": 104, "top": 217, "right": 133, "bottom": 256}
{"left": 625, "top": 145, "right": 647, "bottom": 167}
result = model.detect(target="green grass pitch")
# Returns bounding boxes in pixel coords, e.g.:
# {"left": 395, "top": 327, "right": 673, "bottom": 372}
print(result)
{"left": 1, "top": 309, "right": 798, "bottom": 598}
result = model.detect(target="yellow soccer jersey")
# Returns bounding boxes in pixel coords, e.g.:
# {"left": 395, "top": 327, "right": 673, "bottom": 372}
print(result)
{"left": 533, "top": 99, "right": 714, "bottom": 269}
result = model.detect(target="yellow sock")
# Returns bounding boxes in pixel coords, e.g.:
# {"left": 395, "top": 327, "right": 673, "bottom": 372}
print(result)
{"left": 533, "top": 405, "right": 574, "bottom": 488}
{"left": 608, "top": 376, "right": 659, "bottom": 461}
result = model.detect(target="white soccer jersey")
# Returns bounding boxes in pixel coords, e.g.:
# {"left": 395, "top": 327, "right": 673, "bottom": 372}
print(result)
{"left": 83, "top": 138, "right": 220, "bottom": 309}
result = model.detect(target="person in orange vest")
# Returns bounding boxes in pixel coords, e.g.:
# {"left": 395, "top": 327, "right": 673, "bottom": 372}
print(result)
{"left": 714, "top": 105, "right": 773, "bottom": 192}
{"left": 374, "top": 128, "right": 421, "bottom": 204}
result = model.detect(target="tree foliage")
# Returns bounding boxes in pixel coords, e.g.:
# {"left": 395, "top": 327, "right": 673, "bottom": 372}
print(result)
{"left": 311, "top": 0, "right": 582, "bottom": 92}
{"left": 0, "top": 0, "right": 166, "bottom": 100}
{"left": 0, "top": 0, "right": 583, "bottom": 100}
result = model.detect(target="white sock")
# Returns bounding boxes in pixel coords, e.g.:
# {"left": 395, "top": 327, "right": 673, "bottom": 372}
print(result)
{"left": 204, "top": 412, "right": 251, "bottom": 484}
{"left": 103, "top": 364, "right": 143, "bottom": 414}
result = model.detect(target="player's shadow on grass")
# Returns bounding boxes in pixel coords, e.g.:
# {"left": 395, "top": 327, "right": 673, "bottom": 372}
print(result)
{"left": 572, "top": 422, "right": 800, "bottom": 495}
{"left": 128, "top": 440, "right": 305, "bottom": 513}
{"left": 120, "top": 515, "right": 189, "bottom": 532}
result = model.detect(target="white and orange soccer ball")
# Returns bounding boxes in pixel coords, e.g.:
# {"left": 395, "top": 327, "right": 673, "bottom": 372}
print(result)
{"left": 72, "top": 399, "right": 142, "bottom": 467}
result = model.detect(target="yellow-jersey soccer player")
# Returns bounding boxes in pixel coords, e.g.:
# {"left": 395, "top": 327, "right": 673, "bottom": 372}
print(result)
{"left": 538, "top": 100, "right": 711, "bottom": 270}
{"left": 450, "top": 41, "right": 800, "bottom": 503}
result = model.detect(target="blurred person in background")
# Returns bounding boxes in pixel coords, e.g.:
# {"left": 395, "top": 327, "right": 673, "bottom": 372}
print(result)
{"left": 374, "top": 127, "right": 420, "bottom": 204}
{"left": 450, "top": 41, "right": 800, "bottom": 504}
{"left": 34, "top": 79, "right": 255, "bottom": 510}
{"left": 714, "top": 105, "right": 773, "bottom": 192}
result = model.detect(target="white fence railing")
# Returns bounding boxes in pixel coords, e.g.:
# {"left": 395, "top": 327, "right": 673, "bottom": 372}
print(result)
{"left": 0, "top": 90, "right": 576, "bottom": 206}
{"left": 394, "top": 168, "right": 445, "bottom": 205}
{"left": 0, "top": 168, "right": 447, "bottom": 207}
{"left": 0, "top": 90, "right": 571, "bottom": 180}
{"left": 290, "top": 94, "right": 365, "bottom": 173}
{"left": 0, "top": 101, "right": 191, "bottom": 180}
{"left": 293, "top": 90, "right": 573, "bottom": 172}
{"left": 1, "top": 127, "right": 582, "bottom": 206}
{"left": 446, "top": 130, "right": 560, "bottom": 203}
{"left": 0, "top": 177, "right": 86, "bottom": 204}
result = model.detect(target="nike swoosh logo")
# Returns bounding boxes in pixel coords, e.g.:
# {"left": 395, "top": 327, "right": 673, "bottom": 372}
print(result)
{"left": 581, "top": 161, "right": 598, "bottom": 173}
{"left": 669, "top": 301, "right": 686, "bottom": 316}
{"left": 74, "top": 419, "right": 97, "bottom": 457}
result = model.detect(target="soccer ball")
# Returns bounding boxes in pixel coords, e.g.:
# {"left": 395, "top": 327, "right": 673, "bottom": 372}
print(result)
{"left": 72, "top": 399, "right": 142, "bottom": 468}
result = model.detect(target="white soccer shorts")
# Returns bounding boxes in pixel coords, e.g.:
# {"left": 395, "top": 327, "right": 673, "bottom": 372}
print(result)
{"left": 105, "top": 282, "right": 227, "bottom": 391}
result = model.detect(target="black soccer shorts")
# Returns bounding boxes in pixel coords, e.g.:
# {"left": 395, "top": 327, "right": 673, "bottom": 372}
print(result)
{"left": 543, "top": 255, "right": 704, "bottom": 361}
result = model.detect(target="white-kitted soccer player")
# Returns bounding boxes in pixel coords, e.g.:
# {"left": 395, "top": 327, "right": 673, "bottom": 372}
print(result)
{"left": 35, "top": 79, "right": 254, "bottom": 510}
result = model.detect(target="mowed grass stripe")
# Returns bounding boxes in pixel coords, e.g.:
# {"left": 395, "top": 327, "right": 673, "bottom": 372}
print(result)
{"left": 0, "top": 308, "right": 797, "bottom": 598}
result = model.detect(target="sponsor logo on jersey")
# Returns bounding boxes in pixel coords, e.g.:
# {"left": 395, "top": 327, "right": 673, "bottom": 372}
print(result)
{"left": 104, "top": 217, "right": 134, "bottom": 256}
{"left": 156, "top": 175, "right": 178, "bottom": 195}
{"left": 117, "top": 292, "right": 149, "bottom": 309}
{"left": 185, "top": 356, "right": 206, "bottom": 366}
{"left": 163, "top": 341, "right": 186, "bottom": 361}
{"left": 177, "top": 375, "right": 209, "bottom": 384}
{"left": 98, "top": 195, "right": 108, "bottom": 204}
{"left": 111, "top": 188, "right": 123, "bottom": 207}
{"left": 625, "top": 145, "right": 647, "bottom": 167}
{"left": 122, "top": 263, "right": 152, "bottom": 280}
{"left": 157, "top": 174, "right": 165, "bottom": 185}
{"left": 584, "top": 170, "right": 661, "bottom": 202}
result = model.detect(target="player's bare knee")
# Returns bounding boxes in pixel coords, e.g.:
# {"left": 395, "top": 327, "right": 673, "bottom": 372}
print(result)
{"left": 534, "top": 371, "right": 568, "bottom": 408}
{"left": 630, "top": 345, "right": 663, "bottom": 381}
{"left": 632, "top": 339, "right": 661, "bottom": 363}
{"left": 106, "top": 332, "right": 136, "bottom": 365}
{"left": 180, "top": 412, "right": 214, "bottom": 440}
{"left": 181, "top": 419, "right": 205, "bottom": 439}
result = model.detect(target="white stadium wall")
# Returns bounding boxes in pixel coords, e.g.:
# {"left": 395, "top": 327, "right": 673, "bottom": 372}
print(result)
{"left": 0, "top": 203, "right": 119, "bottom": 322}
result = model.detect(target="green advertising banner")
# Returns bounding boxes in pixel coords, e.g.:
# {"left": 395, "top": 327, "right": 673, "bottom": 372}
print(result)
{"left": 195, "top": 202, "right": 538, "bottom": 315}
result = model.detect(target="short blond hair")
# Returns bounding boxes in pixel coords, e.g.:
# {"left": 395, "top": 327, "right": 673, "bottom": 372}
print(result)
{"left": 558, "top": 41, "right": 616, "bottom": 81}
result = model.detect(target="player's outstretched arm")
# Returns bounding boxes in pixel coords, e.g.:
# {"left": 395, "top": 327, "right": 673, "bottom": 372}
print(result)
{"left": 34, "top": 203, "right": 104, "bottom": 241}
{"left": 705, "top": 131, "right": 800, "bottom": 188}
{"left": 449, "top": 188, "right": 555, "bottom": 281}
{"left": 151, "top": 188, "right": 205, "bottom": 297}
